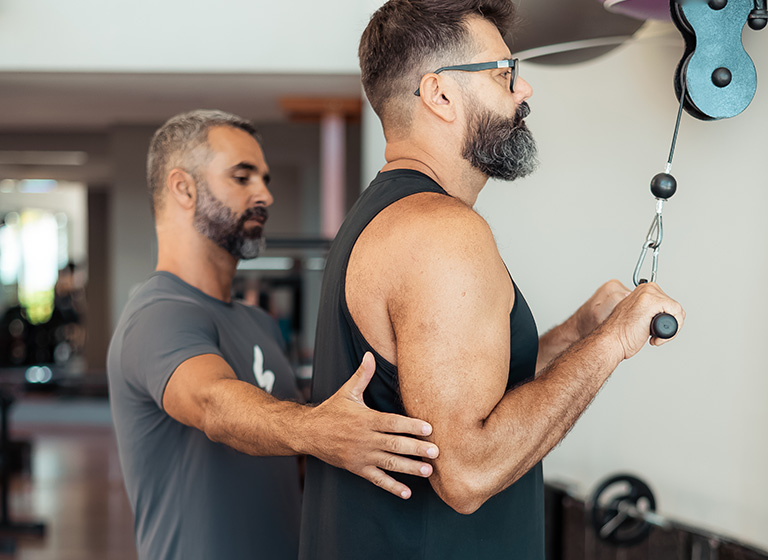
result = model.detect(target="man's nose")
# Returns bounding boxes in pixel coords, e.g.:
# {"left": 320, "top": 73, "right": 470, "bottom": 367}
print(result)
{"left": 251, "top": 178, "right": 274, "bottom": 208}
{"left": 514, "top": 77, "right": 533, "bottom": 104}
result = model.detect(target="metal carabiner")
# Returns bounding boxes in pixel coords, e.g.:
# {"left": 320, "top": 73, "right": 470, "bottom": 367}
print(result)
{"left": 633, "top": 201, "right": 664, "bottom": 287}
{"left": 633, "top": 239, "right": 660, "bottom": 287}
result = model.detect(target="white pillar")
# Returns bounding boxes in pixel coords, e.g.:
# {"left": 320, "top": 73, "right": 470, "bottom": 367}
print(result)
{"left": 320, "top": 112, "right": 346, "bottom": 239}
{"left": 109, "top": 125, "right": 157, "bottom": 329}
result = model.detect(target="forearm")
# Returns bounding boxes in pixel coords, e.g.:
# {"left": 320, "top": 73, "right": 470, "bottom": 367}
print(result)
{"left": 166, "top": 352, "right": 439, "bottom": 499}
{"left": 536, "top": 315, "right": 581, "bottom": 374}
{"left": 433, "top": 327, "right": 623, "bottom": 513}
{"left": 202, "top": 379, "right": 313, "bottom": 456}
{"left": 537, "top": 280, "right": 632, "bottom": 374}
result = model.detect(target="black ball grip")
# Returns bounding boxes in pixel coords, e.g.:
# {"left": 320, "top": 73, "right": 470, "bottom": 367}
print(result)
{"left": 651, "top": 313, "right": 678, "bottom": 339}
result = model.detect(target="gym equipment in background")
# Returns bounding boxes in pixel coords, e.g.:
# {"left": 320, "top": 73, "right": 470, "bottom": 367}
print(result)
{"left": 589, "top": 473, "right": 666, "bottom": 546}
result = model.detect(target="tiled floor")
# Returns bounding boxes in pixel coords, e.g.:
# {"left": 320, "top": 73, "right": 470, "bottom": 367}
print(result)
{"left": 0, "top": 422, "right": 137, "bottom": 560}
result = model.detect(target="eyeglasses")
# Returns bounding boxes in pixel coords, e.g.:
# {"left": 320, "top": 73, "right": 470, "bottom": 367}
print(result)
{"left": 413, "top": 58, "right": 518, "bottom": 96}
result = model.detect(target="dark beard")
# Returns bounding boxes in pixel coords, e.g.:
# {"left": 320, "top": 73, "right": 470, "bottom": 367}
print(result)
{"left": 462, "top": 101, "right": 539, "bottom": 181}
{"left": 193, "top": 179, "right": 268, "bottom": 260}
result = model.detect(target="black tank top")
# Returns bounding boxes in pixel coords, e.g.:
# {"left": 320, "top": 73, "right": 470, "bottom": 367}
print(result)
{"left": 299, "top": 169, "right": 545, "bottom": 560}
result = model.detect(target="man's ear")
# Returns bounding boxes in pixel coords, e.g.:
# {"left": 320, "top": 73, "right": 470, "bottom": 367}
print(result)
{"left": 166, "top": 168, "right": 197, "bottom": 211}
{"left": 417, "top": 74, "right": 459, "bottom": 123}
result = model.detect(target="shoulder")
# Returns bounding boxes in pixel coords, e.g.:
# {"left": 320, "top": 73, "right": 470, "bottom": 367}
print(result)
{"left": 365, "top": 195, "right": 510, "bottom": 307}
{"left": 371, "top": 192, "right": 493, "bottom": 242}
{"left": 124, "top": 274, "right": 203, "bottom": 312}
{"left": 378, "top": 194, "right": 501, "bottom": 274}
{"left": 117, "top": 284, "right": 217, "bottom": 347}
{"left": 126, "top": 273, "right": 226, "bottom": 322}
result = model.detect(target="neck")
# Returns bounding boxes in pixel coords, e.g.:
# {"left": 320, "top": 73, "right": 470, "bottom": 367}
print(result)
{"left": 382, "top": 141, "right": 487, "bottom": 207}
{"left": 155, "top": 222, "right": 238, "bottom": 302}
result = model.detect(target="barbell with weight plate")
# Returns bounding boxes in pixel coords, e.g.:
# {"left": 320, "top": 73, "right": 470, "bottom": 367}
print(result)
{"left": 589, "top": 473, "right": 669, "bottom": 546}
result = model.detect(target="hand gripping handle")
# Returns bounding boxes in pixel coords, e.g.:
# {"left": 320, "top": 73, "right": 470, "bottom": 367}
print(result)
{"left": 637, "top": 280, "right": 678, "bottom": 339}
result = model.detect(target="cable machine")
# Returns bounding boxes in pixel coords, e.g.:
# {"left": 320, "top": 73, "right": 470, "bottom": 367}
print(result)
{"left": 631, "top": 0, "right": 765, "bottom": 339}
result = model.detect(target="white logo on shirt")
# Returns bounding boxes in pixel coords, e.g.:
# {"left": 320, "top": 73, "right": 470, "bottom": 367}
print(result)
{"left": 253, "top": 345, "right": 276, "bottom": 394}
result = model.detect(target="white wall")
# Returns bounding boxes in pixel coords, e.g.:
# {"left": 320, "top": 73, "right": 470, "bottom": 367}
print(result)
{"left": 473, "top": 22, "right": 768, "bottom": 550}
{"left": 361, "top": 94, "right": 387, "bottom": 189}
{"left": 0, "top": 0, "right": 382, "bottom": 73}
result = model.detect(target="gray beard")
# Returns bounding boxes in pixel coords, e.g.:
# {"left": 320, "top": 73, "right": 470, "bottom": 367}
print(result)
{"left": 193, "top": 179, "right": 267, "bottom": 260}
{"left": 462, "top": 101, "right": 539, "bottom": 182}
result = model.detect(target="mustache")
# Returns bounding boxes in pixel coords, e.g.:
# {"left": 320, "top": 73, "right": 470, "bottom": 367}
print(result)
{"left": 513, "top": 102, "right": 530, "bottom": 127}
{"left": 240, "top": 206, "right": 269, "bottom": 224}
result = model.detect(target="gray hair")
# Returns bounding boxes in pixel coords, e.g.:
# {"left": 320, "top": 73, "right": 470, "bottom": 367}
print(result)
{"left": 146, "top": 109, "right": 260, "bottom": 216}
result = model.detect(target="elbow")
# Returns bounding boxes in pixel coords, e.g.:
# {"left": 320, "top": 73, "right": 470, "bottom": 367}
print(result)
{"left": 433, "top": 468, "right": 492, "bottom": 515}
{"left": 449, "top": 497, "right": 485, "bottom": 516}
{"left": 200, "top": 408, "right": 221, "bottom": 443}
{"left": 198, "top": 387, "right": 226, "bottom": 444}
{"left": 201, "top": 412, "right": 223, "bottom": 444}
{"left": 433, "top": 458, "right": 529, "bottom": 515}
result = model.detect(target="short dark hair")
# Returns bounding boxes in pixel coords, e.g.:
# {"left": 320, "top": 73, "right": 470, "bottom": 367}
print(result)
{"left": 359, "top": 0, "right": 517, "bottom": 127}
{"left": 146, "top": 109, "right": 260, "bottom": 217}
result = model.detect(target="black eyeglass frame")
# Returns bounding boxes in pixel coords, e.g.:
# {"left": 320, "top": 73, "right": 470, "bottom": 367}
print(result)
{"left": 413, "top": 58, "right": 519, "bottom": 96}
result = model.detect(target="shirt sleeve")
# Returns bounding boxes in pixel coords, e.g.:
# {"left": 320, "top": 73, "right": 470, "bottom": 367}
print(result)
{"left": 119, "top": 299, "right": 223, "bottom": 408}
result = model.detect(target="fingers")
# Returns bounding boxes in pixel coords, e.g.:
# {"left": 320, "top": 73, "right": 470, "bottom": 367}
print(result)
{"left": 343, "top": 352, "right": 376, "bottom": 401}
{"left": 376, "top": 410, "right": 433, "bottom": 437}
{"left": 597, "top": 279, "right": 631, "bottom": 301}
{"left": 605, "top": 278, "right": 631, "bottom": 294}
{"left": 635, "top": 282, "right": 685, "bottom": 346}
{"left": 380, "top": 433, "right": 439, "bottom": 460}
{"left": 358, "top": 466, "right": 414, "bottom": 500}
{"left": 606, "top": 281, "right": 685, "bottom": 358}
{"left": 357, "top": 451, "right": 438, "bottom": 500}
{"left": 632, "top": 282, "right": 676, "bottom": 311}
{"left": 369, "top": 450, "right": 434, "bottom": 478}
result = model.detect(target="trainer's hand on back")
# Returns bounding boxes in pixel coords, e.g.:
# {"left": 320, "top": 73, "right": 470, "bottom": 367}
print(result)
{"left": 306, "top": 352, "right": 439, "bottom": 500}
{"left": 602, "top": 282, "right": 685, "bottom": 360}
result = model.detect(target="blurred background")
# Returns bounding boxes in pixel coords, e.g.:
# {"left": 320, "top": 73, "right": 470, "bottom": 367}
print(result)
{"left": 0, "top": 0, "right": 766, "bottom": 558}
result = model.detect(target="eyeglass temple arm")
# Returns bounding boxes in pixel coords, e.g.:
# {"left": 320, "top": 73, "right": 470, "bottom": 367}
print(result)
{"left": 414, "top": 59, "right": 516, "bottom": 96}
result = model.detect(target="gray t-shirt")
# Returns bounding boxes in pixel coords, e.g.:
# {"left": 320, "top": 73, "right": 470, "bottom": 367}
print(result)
{"left": 107, "top": 271, "right": 302, "bottom": 560}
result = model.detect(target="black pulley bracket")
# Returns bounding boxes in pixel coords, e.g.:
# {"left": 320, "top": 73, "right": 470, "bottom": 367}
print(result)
{"left": 671, "top": 0, "right": 759, "bottom": 120}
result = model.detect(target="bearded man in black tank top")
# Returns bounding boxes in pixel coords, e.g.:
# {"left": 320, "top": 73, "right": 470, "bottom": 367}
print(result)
{"left": 300, "top": 1, "right": 685, "bottom": 558}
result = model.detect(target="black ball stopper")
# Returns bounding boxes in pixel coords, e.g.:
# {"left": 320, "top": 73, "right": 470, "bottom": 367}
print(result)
{"left": 749, "top": 13, "right": 768, "bottom": 30}
{"left": 651, "top": 313, "right": 678, "bottom": 339}
{"left": 712, "top": 67, "right": 732, "bottom": 88}
{"left": 650, "top": 173, "right": 677, "bottom": 200}
{"left": 708, "top": 0, "right": 727, "bottom": 9}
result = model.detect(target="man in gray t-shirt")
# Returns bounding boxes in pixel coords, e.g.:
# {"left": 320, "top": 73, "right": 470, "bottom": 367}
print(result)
{"left": 107, "top": 110, "right": 441, "bottom": 560}
{"left": 109, "top": 271, "right": 303, "bottom": 559}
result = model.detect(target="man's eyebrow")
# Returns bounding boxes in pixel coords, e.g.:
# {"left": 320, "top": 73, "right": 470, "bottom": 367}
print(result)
{"left": 229, "top": 162, "right": 258, "bottom": 172}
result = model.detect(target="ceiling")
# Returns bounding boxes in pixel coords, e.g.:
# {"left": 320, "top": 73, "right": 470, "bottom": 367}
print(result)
{"left": 0, "top": 73, "right": 363, "bottom": 131}
{"left": 0, "top": 1, "right": 645, "bottom": 132}
{"left": 509, "top": 0, "right": 644, "bottom": 63}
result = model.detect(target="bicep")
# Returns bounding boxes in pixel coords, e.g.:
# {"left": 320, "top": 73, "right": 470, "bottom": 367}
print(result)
{"left": 392, "top": 249, "right": 512, "bottom": 452}
{"left": 162, "top": 354, "right": 237, "bottom": 429}
{"left": 120, "top": 300, "right": 224, "bottom": 408}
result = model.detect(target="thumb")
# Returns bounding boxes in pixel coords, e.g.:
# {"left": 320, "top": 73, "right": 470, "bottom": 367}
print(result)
{"left": 344, "top": 352, "right": 376, "bottom": 401}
